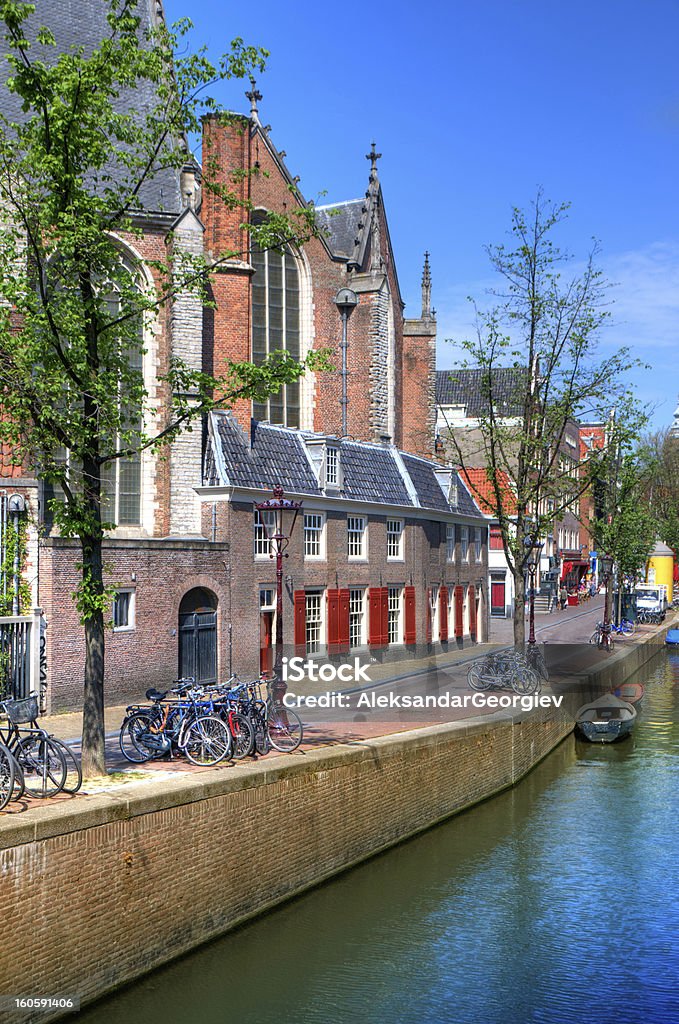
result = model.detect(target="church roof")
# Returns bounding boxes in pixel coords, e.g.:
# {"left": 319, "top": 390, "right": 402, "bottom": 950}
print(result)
{"left": 0, "top": 0, "right": 183, "bottom": 216}
{"left": 315, "top": 200, "right": 366, "bottom": 260}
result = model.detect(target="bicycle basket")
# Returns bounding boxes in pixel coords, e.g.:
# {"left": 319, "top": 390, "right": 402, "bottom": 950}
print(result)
{"left": 5, "top": 696, "right": 39, "bottom": 725}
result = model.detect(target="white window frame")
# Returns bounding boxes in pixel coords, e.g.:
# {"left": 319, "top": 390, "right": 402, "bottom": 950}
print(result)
{"left": 305, "top": 591, "right": 324, "bottom": 655}
{"left": 303, "top": 512, "right": 326, "bottom": 560}
{"left": 347, "top": 515, "right": 367, "bottom": 560}
{"left": 446, "top": 524, "right": 455, "bottom": 563}
{"left": 386, "top": 518, "right": 404, "bottom": 561}
{"left": 254, "top": 508, "right": 275, "bottom": 559}
{"left": 349, "top": 588, "right": 366, "bottom": 648}
{"left": 388, "top": 587, "right": 402, "bottom": 645}
{"left": 461, "top": 525, "right": 469, "bottom": 562}
{"left": 325, "top": 446, "right": 339, "bottom": 488}
{"left": 474, "top": 527, "right": 483, "bottom": 562}
{"left": 113, "top": 588, "right": 135, "bottom": 632}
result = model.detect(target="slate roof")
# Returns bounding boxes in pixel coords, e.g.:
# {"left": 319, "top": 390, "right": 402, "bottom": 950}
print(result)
{"left": 400, "top": 454, "right": 450, "bottom": 512}
{"left": 211, "top": 416, "right": 321, "bottom": 495}
{"left": 0, "top": 0, "right": 183, "bottom": 216}
{"left": 436, "top": 368, "right": 526, "bottom": 418}
{"left": 315, "top": 200, "right": 366, "bottom": 260}
{"left": 207, "top": 413, "right": 484, "bottom": 520}
{"left": 341, "top": 442, "right": 412, "bottom": 506}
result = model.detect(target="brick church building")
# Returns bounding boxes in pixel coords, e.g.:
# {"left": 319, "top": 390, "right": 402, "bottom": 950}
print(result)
{"left": 1, "top": 0, "right": 488, "bottom": 711}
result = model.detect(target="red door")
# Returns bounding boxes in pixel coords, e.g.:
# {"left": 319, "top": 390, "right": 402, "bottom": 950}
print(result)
{"left": 491, "top": 580, "right": 505, "bottom": 617}
{"left": 260, "top": 611, "right": 273, "bottom": 674}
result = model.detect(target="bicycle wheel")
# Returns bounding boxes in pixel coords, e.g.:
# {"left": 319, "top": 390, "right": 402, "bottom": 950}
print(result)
{"left": 510, "top": 665, "right": 541, "bottom": 695}
{"left": 621, "top": 620, "right": 635, "bottom": 636}
{"left": 48, "top": 739, "right": 82, "bottom": 794}
{"left": 181, "top": 714, "right": 232, "bottom": 766}
{"left": 228, "top": 712, "right": 255, "bottom": 759}
{"left": 266, "top": 705, "right": 303, "bottom": 752}
{"left": 15, "top": 735, "right": 67, "bottom": 797}
{"left": 0, "top": 743, "right": 15, "bottom": 811}
{"left": 11, "top": 753, "right": 25, "bottom": 801}
{"left": 589, "top": 630, "right": 599, "bottom": 645}
{"left": 527, "top": 648, "right": 549, "bottom": 681}
{"left": 467, "top": 661, "right": 494, "bottom": 691}
{"left": 119, "top": 710, "right": 160, "bottom": 763}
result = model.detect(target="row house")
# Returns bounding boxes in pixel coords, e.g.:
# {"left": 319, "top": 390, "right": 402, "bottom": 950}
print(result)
{"left": 200, "top": 413, "right": 489, "bottom": 679}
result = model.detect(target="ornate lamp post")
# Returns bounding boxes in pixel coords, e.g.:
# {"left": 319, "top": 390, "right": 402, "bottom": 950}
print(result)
{"left": 254, "top": 486, "right": 303, "bottom": 702}
{"left": 524, "top": 537, "right": 544, "bottom": 646}
{"left": 600, "top": 553, "right": 614, "bottom": 650}
{"left": 333, "top": 287, "right": 358, "bottom": 437}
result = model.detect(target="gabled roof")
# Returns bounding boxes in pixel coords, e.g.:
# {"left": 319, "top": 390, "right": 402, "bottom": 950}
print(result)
{"left": 315, "top": 200, "right": 366, "bottom": 261}
{"left": 205, "top": 412, "right": 485, "bottom": 520}
{"left": 436, "top": 368, "right": 526, "bottom": 418}
{"left": 459, "top": 468, "right": 518, "bottom": 517}
{"left": 0, "top": 0, "right": 183, "bottom": 216}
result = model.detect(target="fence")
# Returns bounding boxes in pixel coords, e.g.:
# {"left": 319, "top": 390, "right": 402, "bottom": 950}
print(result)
{"left": 0, "top": 609, "right": 42, "bottom": 701}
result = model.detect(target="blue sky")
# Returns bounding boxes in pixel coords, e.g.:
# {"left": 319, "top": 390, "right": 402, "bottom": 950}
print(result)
{"left": 164, "top": 0, "right": 679, "bottom": 431}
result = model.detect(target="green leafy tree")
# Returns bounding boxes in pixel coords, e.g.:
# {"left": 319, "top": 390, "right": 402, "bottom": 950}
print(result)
{"left": 0, "top": 0, "right": 322, "bottom": 775}
{"left": 642, "top": 428, "right": 679, "bottom": 558}
{"left": 442, "top": 191, "right": 642, "bottom": 644}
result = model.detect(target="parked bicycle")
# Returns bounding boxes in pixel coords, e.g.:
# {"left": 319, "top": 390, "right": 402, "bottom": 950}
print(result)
{"left": 0, "top": 696, "right": 82, "bottom": 798}
{"left": 588, "top": 621, "right": 615, "bottom": 651}
{"left": 119, "top": 678, "right": 233, "bottom": 766}
{"left": 467, "top": 649, "right": 541, "bottom": 695}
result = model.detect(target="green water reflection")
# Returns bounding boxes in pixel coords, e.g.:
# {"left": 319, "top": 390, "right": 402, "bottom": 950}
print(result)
{"left": 81, "top": 652, "right": 679, "bottom": 1024}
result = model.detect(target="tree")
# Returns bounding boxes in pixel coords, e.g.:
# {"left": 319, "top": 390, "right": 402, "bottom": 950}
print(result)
{"left": 443, "top": 191, "right": 641, "bottom": 644}
{"left": 642, "top": 428, "right": 679, "bottom": 558}
{"left": 592, "top": 447, "right": 657, "bottom": 604}
{"left": 0, "top": 0, "right": 322, "bottom": 776}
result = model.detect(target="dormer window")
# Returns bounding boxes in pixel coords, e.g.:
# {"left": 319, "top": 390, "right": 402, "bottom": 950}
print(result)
{"left": 325, "top": 446, "right": 339, "bottom": 488}
{"left": 449, "top": 477, "right": 458, "bottom": 507}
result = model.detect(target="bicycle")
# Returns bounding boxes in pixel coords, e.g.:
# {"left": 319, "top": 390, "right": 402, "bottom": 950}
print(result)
{"left": 467, "top": 650, "right": 541, "bottom": 695}
{"left": 0, "top": 697, "right": 74, "bottom": 797}
{"left": 119, "top": 679, "right": 233, "bottom": 766}
{"left": 588, "top": 622, "right": 615, "bottom": 651}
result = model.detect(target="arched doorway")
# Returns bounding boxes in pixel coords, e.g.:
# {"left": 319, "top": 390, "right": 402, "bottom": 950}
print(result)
{"left": 178, "top": 588, "right": 218, "bottom": 684}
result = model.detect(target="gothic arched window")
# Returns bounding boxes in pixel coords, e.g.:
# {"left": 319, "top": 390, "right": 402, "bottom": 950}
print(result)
{"left": 251, "top": 215, "right": 301, "bottom": 427}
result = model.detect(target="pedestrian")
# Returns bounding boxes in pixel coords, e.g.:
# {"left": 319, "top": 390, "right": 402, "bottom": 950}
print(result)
{"left": 559, "top": 584, "right": 567, "bottom": 611}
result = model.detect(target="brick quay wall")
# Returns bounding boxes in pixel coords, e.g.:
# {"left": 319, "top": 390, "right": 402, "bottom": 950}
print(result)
{"left": 0, "top": 630, "right": 669, "bottom": 1022}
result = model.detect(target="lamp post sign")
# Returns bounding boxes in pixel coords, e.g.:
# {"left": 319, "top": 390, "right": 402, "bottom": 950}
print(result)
{"left": 255, "top": 486, "right": 302, "bottom": 702}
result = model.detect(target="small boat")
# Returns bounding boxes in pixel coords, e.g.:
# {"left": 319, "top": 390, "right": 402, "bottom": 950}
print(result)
{"left": 665, "top": 629, "right": 679, "bottom": 646}
{"left": 611, "top": 681, "right": 644, "bottom": 705}
{"left": 575, "top": 693, "right": 637, "bottom": 743}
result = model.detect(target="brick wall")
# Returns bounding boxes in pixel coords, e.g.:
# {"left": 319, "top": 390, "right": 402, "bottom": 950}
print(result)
{"left": 0, "top": 706, "right": 576, "bottom": 1022}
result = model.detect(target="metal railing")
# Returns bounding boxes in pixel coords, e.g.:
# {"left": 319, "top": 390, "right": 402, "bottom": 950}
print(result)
{"left": 0, "top": 609, "right": 42, "bottom": 700}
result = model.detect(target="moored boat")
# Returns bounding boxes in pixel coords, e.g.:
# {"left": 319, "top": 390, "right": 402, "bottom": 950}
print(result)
{"left": 575, "top": 693, "right": 637, "bottom": 743}
{"left": 665, "top": 629, "right": 679, "bottom": 646}
{"left": 611, "top": 681, "right": 644, "bottom": 705}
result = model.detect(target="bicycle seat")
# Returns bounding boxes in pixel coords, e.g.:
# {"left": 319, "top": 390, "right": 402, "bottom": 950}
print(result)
{"left": 145, "top": 688, "right": 168, "bottom": 701}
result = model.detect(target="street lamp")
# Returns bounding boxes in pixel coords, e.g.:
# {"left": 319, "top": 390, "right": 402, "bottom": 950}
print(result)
{"left": 600, "top": 553, "right": 614, "bottom": 649}
{"left": 524, "top": 537, "right": 544, "bottom": 646}
{"left": 334, "top": 287, "right": 358, "bottom": 437}
{"left": 254, "top": 485, "right": 303, "bottom": 703}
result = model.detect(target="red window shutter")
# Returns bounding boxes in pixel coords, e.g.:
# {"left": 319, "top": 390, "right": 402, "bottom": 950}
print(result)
{"left": 439, "top": 585, "right": 448, "bottom": 642}
{"left": 327, "top": 589, "right": 339, "bottom": 653}
{"left": 469, "top": 584, "right": 477, "bottom": 638}
{"left": 426, "top": 589, "right": 432, "bottom": 644}
{"left": 293, "top": 591, "right": 306, "bottom": 655}
{"left": 454, "top": 585, "right": 464, "bottom": 637}
{"left": 338, "top": 589, "right": 350, "bottom": 654}
{"left": 404, "top": 586, "right": 416, "bottom": 645}
{"left": 368, "top": 587, "right": 383, "bottom": 647}
{"left": 381, "top": 587, "right": 389, "bottom": 645}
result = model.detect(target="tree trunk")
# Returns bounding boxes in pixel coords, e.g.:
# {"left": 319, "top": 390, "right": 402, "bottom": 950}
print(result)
{"left": 513, "top": 568, "right": 526, "bottom": 647}
{"left": 80, "top": 534, "right": 107, "bottom": 778}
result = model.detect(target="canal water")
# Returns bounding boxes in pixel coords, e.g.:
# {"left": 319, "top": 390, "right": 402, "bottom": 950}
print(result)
{"left": 81, "top": 652, "right": 679, "bottom": 1024}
